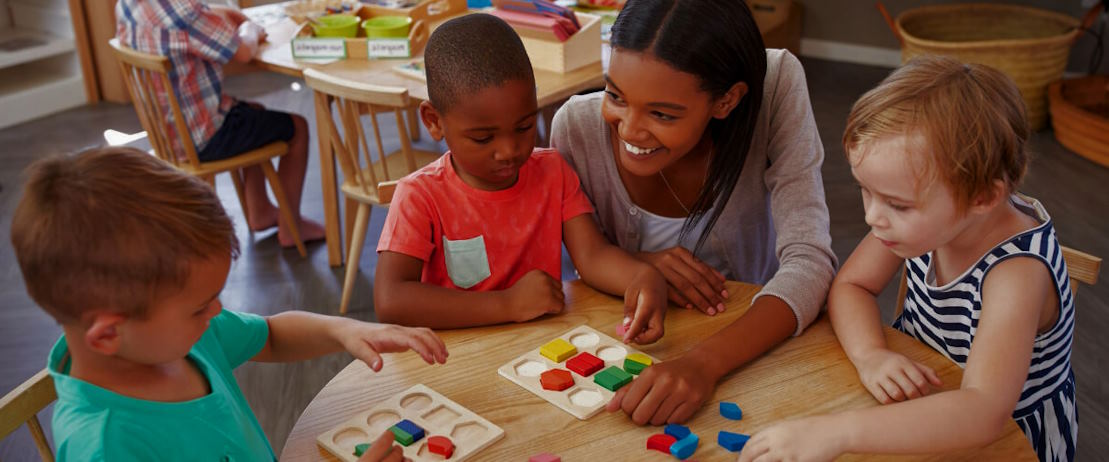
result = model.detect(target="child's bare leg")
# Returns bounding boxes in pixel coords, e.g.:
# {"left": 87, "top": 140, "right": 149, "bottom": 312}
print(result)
{"left": 242, "top": 165, "right": 279, "bottom": 231}
{"left": 276, "top": 114, "right": 326, "bottom": 247}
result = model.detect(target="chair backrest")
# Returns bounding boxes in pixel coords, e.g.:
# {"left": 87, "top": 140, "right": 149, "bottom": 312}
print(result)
{"left": 1, "top": 369, "right": 57, "bottom": 462}
{"left": 108, "top": 38, "right": 202, "bottom": 169}
{"left": 303, "top": 68, "right": 415, "bottom": 204}
{"left": 893, "top": 245, "right": 1101, "bottom": 319}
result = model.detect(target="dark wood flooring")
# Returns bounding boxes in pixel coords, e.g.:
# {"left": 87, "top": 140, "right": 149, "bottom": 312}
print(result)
{"left": 1, "top": 57, "right": 1106, "bottom": 461}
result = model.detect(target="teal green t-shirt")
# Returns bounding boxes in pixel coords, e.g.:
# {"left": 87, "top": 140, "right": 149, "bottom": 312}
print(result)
{"left": 47, "top": 309, "right": 274, "bottom": 461}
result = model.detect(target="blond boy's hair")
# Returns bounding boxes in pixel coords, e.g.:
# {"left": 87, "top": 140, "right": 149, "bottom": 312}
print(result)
{"left": 10, "top": 147, "right": 240, "bottom": 323}
{"left": 843, "top": 55, "right": 1029, "bottom": 212}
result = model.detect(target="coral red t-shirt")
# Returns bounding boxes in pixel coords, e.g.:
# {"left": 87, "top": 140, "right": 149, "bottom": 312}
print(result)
{"left": 377, "top": 148, "right": 595, "bottom": 290}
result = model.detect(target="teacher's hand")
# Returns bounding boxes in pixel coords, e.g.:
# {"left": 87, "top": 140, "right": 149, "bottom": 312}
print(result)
{"left": 605, "top": 354, "right": 716, "bottom": 425}
{"left": 637, "top": 247, "right": 727, "bottom": 315}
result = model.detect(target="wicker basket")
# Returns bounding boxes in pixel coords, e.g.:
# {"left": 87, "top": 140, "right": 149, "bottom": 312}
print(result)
{"left": 1048, "top": 75, "right": 1109, "bottom": 168}
{"left": 894, "top": 4, "right": 1080, "bottom": 131}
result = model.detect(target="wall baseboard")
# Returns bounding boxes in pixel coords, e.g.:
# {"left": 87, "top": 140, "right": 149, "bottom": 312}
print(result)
{"left": 799, "top": 38, "right": 901, "bottom": 69}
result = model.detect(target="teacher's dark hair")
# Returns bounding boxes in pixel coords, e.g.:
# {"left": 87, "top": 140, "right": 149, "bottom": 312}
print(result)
{"left": 611, "top": 0, "right": 766, "bottom": 251}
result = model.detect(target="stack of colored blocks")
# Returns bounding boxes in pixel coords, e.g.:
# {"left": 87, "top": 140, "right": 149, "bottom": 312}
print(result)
{"left": 623, "top": 353, "right": 652, "bottom": 375}
{"left": 389, "top": 419, "right": 425, "bottom": 446}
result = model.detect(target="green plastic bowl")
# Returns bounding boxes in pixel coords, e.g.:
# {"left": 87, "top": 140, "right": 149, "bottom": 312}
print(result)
{"left": 362, "top": 16, "right": 412, "bottom": 39}
{"left": 312, "top": 15, "right": 360, "bottom": 38}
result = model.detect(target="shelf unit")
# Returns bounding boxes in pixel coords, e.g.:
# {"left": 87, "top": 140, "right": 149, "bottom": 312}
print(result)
{"left": 0, "top": 0, "right": 87, "bottom": 129}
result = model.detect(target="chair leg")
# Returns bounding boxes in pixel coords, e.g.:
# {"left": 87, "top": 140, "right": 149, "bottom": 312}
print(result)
{"left": 340, "top": 202, "right": 371, "bottom": 315}
{"left": 407, "top": 105, "right": 421, "bottom": 142}
{"left": 228, "top": 169, "right": 250, "bottom": 232}
{"left": 258, "top": 161, "right": 307, "bottom": 257}
{"left": 28, "top": 415, "right": 55, "bottom": 462}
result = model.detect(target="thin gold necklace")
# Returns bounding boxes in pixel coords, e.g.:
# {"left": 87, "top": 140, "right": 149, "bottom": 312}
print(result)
{"left": 658, "top": 146, "right": 711, "bottom": 216}
{"left": 659, "top": 170, "right": 692, "bottom": 215}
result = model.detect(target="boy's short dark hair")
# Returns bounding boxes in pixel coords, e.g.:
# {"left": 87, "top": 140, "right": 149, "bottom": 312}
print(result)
{"left": 10, "top": 147, "right": 240, "bottom": 323}
{"left": 424, "top": 13, "right": 535, "bottom": 113}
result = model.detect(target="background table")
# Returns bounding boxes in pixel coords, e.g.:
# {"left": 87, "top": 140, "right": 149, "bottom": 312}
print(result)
{"left": 279, "top": 281, "right": 1036, "bottom": 461}
{"left": 246, "top": 3, "right": 605, "bottom": 266}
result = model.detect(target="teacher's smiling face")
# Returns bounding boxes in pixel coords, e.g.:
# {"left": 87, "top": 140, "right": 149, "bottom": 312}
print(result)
{"left": 601, "top": 49, "right": 742, "bottom": 177}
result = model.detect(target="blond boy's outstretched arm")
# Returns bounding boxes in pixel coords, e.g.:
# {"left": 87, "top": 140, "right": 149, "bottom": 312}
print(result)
{"left": 251, "top": 311, "right": 448, "bottom": 371}
{"left": 740, "top": 254, "right": 1052, "bottom": 460}
{"left": 562, "top": 214, "right": 667, "bottom": 344}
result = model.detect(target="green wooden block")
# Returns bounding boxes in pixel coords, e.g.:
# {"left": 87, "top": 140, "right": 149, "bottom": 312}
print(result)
{"left": 390, "top": 425, "right": 415, "bottom": 446}
{"left": 354, "top": 443, "right": 370, "bottom": 457}
{"left": 624, "top": 357, "right": 647, "bottom": 375}
{"left": 594, "top": 365, "right": 633, "bottom": 391}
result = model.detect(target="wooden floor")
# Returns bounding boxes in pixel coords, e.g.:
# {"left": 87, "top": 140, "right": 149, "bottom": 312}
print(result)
{"left": 1, "top": 58, "right": 1106, "bottom": 460}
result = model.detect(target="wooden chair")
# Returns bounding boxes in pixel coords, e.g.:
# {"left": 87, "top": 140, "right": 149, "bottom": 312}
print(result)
{"left": 302, "top": 68, "right": 441, "bottom": 314}
{"left": 1, "top": 370, "right": 57, "bottom": 461}
{"left": 894, "top": 245, "right": 1102, "bottom": 318}
{"left": 108, "top": 39, "right": 306, "bottom": 257}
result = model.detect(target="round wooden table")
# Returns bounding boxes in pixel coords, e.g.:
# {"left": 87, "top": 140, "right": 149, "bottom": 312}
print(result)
{"left": 279, "top": 281, "right": 1036, "bottom": 461}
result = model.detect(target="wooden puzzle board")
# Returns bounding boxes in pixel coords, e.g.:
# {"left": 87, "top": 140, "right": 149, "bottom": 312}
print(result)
{"left": 497, "top": 324, "right": 660, "bottom": 420}
{"left": 316, "top": 384, "right": 504, "bottom": 461}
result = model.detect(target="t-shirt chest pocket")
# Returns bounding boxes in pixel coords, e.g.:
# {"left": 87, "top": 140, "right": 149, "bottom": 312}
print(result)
{"left": 442, "top": 235, "right": 492, "bottom": 289}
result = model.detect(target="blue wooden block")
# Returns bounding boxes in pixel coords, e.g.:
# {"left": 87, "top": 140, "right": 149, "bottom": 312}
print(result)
{"left": 664, "top": 423, "right": 690, "bottom": 440}
{"left": 717, "top": 431, "right": 750, "bottom": 452}
{"left": 719, "top": 401, "right": 743, "bottom": 420}
{"left": 669, "top": 434, "right": 699, "bottom": 460}
{"left": 395, "top": 419, "right": 425, "bottom": 442}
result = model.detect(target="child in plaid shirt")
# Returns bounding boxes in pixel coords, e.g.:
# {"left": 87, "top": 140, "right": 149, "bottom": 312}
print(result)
{"left": 116, "top": 0, "right": 325, "bottom": 247}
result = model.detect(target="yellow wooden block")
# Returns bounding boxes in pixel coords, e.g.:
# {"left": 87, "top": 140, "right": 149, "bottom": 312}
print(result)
{"left": 539, "top": 338, "right": 577, "bottom": 363}
{"left": 626, "top": 353, "right": 653, "bottom": 367}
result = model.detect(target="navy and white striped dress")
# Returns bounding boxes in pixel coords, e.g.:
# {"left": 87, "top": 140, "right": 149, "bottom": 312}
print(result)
{"left": 892, "top": 195, "right": 1077, "bottom": 462}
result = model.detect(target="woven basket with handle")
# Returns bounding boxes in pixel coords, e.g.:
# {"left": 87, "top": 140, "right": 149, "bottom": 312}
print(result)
{"left": 881, "top": 3, "right": 1083, "bottom": 131}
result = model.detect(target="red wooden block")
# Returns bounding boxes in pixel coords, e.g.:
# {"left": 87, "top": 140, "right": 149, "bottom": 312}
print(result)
{"left": 540, "top": 369, "right": 574, "bottom": 391}
{"left": 427, "top": 435, "right": 454, "bottom": 458}
{"left": 647, "top": 433, "right": 678, "bottom": 453}
{"left": 566, "top": 352, "right": 604, "bottom": 377}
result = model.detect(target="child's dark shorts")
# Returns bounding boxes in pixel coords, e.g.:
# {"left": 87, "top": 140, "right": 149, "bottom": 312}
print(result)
{"left": 197, "top": 101, "right": 296, "bottom": 162}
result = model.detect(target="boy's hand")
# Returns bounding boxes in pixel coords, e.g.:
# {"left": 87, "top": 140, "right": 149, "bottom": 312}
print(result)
{"left": 853, "top": 348, "right": 942, "bottom": 403}
{"left": 621, "top": 267, "right": 666, "bottom": 344}
{"left": 505, "top": 270, "right": 564, "bottom": 322}
{"left": 335, "top": 322, "right": 448, "bottom": 371}
{"left": 605, "top": 354, "right": 714, "bottom": 425}
{"left": 356, "top": 430, "right": 408, "bottom": 462}
{"left": 737, "top": 416, "right": 843, "bottom": 462}
{"left": 637, "top": 247, "right": 728, "bottom": 315}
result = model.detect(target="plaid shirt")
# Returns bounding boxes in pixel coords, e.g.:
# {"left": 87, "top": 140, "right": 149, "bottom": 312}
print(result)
{"left": 116, "top": 0, "right": 239, "bottom": 155}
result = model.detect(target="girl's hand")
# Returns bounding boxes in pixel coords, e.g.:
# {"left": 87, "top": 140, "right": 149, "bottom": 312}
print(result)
{"left": 621, "top": 266, "right": 667, "bottom": 344}
{"left": 738, "top": 416, "right": 843, "bottom": 462}
{"left": 637, "top": 247, "right": 728, "bottom": 315}
{"left": 854, "top": 348, "right": 942, "bottom": 403}
{"left": 336, "top": 322, "right": 448, "bottom": 371}
{"left": 356, "top": 430, "right": 408, "bottom": 462}
{"left": 605, "top": 354, "right": 715, "bottom": 425}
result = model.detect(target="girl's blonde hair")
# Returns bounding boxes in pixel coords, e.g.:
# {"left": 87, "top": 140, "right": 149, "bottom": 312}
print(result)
{"left": 843, "top": 55, "right": 1029, "bottom": 212}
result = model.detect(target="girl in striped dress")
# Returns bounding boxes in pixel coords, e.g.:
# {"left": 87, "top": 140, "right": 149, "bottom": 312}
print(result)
{"left": 738, "top": 55, "right": 1076, "bottom": 462}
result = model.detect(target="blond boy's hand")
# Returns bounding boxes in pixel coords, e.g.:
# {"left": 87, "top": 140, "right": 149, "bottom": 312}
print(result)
{"left": 737, "top": 416, "right": 843, "bottom": 462}
{"left": 621, "top": 267, "right": 667, "bottom": 344}
{"left": 356, "top": 430, "right": 409, "bottom": 462}
{"left": 336, "top": 322, "right": 448, "bottom": 372}
{"left": 505, "top": 269, "right": 564, "bottom": 322}
{"left": 853, "top": 348, "right": 942, "bottom": 404}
